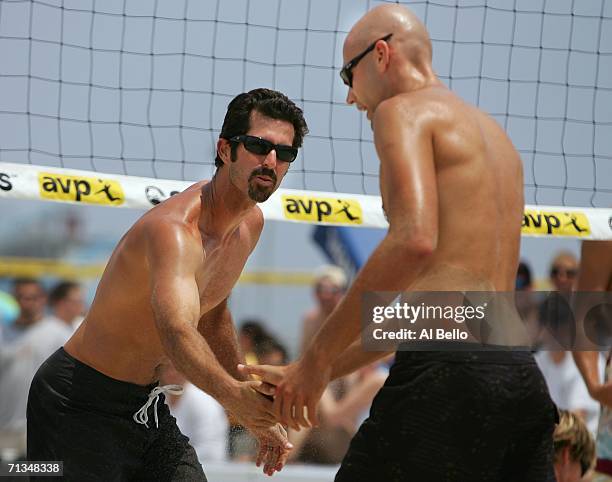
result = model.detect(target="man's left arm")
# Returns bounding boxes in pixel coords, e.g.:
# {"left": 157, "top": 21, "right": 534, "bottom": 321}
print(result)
{"left": 270, "top": 98, "right": 440, "bottom": 429}
{"left": 199, "top": 209, "right": 265, "bottom": 381}
{"left": 198, "top": 298, "right": 246, "bottom": 381}
{"left": 306, "top": 98, "right": 439, "bottom": 368}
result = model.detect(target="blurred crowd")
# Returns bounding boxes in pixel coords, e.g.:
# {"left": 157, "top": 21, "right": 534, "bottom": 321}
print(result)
{"left": 0, "top": 279, "right": 85, "bottom": 460}
{"left": 0, "top": 254, "right": 609, "bottom": 481}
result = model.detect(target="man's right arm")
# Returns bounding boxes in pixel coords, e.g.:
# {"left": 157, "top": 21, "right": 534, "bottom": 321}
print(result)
{"left": 330, "top": 340, "right": 392, "bottom": 380}
{"left": 145, "top": 220, "right": 275, "bottom": 428}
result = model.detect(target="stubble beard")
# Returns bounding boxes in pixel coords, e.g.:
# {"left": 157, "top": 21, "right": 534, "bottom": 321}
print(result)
{"left": 247, "top": 167, "right": 277, "bottom": 203}
{"left": 248, "top": 181, "right": 274, "bottom": 202}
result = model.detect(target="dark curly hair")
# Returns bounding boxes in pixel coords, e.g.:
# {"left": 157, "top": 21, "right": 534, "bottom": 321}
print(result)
{"left": 215, "top": 88, "right": 308, "bottom": 168}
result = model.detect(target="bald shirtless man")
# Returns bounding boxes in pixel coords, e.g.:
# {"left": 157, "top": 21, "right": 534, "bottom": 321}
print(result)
{"left": 573, "top": 241, "right": 612, "bottom": 479}
{"left": 241, "top": 5, "right": 558, "bottom": 481}
{"left": 26, "top": 88, "right": 308, "bottom": 481}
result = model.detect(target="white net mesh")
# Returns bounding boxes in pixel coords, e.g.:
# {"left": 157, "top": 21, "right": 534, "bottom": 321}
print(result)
{"left": 0, "top": 0, "right": 611, "bottom": 208}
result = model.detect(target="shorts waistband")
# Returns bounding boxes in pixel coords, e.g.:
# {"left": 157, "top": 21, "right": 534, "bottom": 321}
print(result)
{"left": 395, "top": 343, "right": 535, "bottom": 364}
{"left": 41, "top": 347, "right": 159, "bottom": 409}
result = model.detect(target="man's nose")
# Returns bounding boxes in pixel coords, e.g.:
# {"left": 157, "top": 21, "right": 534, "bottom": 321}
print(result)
{"left": 346, "top": 88, "right": 356, "bottom": 105}
{"left": 262, "top": 149, "right": 277, "bottom": 169}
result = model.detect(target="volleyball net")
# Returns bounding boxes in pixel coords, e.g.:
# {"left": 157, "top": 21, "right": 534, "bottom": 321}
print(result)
{"left": 0, "top": 0, "right": 611, "bottom": 238}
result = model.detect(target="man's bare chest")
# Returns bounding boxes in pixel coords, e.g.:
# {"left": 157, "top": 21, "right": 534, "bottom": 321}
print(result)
{"left": 194, "top": 244, "right": 250, "bottom": 314}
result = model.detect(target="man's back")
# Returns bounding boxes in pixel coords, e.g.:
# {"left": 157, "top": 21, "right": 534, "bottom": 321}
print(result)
{"left": 384, "top": 86, "right": 523, "bottom": 292}
{"left": 255, "top": 6, "right": 557, "bottom": 480}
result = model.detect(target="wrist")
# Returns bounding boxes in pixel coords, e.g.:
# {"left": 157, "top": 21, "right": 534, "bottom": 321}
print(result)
{"left": 303, "top": 346, "right": 332, "bottom": 372}
{"left": 210, "top": 376, "right": 241, "bottom": 406}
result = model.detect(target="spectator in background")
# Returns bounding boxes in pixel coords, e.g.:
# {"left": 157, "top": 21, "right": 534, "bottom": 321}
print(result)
{"left": 536, "top": 251, "right": 600, "bottom": 436}
{"left": 276, "top": 265, "right": 351, "bottom": 464}
{"left": 284, "top": 361, "right": 391, "bottom": 466}
{"left": 0, "top": 278, "right": 47, "bottom": 460}
{"left": 255, "top": 338, "right": 288, "bottom": 366}
{"left": 538, "top": 251, "right": 579, "bottom": 342}
{"left": 231, "top": 330, "right": 288, "bottom": 462}
{"left": 160, "top": 363, "right": 229, "bottom": 464}
{"left": 300, "top": 265, "right": 347, "bottom": 355}
{"left": 0, "top": 279, "right": 84, "bottom": 461}
{"left": 553, "top": 410, "right": 595, "bottom": 482}
{"left": 515, "top": 260, "right": 540, "bottom": 344}
{"left": 1, "top": 278, "right": 46, "bottom": 344}
{"left": 549, "top": 251, "right": 580, "bottom": 293}
{"left": 238, "top": 319, "right": 269, "bottom": 366}
{"left": 0, "top": 289, "right": 19, "bottom": 340}
{"left": 536, "top": 349, "right": 601, "bottom": 436}
{"left": 46, "top": 281, "right": 86, "bottom": 330}
{"left": 516, "top": 260, "right": 533, "bottom": 291}
{"left": 324, "top": 362, "right": 391, "bottom": 434}
{"left": 15, "top": 281, "right": 87, "bottom": 367}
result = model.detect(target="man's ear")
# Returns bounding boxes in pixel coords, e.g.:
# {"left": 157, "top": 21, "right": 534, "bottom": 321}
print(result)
{"left": 375, "top": 39, "right": 391, "bottom": 72}
{"left": 217, "top": 138, "right": 232, "bottom": 165}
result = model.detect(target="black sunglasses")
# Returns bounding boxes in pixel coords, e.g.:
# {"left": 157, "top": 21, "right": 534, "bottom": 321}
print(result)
{"left": 229, "top": 135, "right": 298, "bottom": 163}
{"left": 340, "top": 33, "right": 393, "bottom": 88}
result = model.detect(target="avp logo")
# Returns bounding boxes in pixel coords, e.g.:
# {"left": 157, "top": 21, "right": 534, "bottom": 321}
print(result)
{"left": 38, "top": 172, "right": 124, "bottom": 206}
{"left": 522, "top": 210, "right": 591, "bottom": 237}
{"left": 145, "top": 186, "right": 180, "bottom": 206}
{"left": 0, "top": 172, "right": 13, "bottom": 192}
{"left": 282, "top": 195, "right": 362, "bottom": 225}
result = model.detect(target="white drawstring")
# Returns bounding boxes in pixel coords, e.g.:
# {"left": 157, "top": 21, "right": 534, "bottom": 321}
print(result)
{"left": 133, "top": 384, "right": 183, "bottom": 429}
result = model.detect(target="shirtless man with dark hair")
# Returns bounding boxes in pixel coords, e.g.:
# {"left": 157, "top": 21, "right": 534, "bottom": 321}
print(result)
{"left": 242, "top": 5, "right": 558, "bottom": 481}
{"left": 27, "top": 88, "right": 308, "bottom": 481}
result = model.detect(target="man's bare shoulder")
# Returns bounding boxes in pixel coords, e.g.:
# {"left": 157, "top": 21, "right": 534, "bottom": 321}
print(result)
{"left": 371, "top": 88, "right": 451, "bottom": 160}
{"left": 381, "top": 86, "right": 455, "bottom": 112}
{"left": 138, "top": 207, "right": 203, "bottom": 268}
{"left": 373, "top": 86, "right": 461, "bottom": 133}
{"left": 244, "top": 205, "right": 264, "bottom": 231}
{"left": 140, "top": 221, "right": 201, "bottom": 271}
{"left": 140, "top": 212, "right": 192, "bottom": 239}
{"left": 139, "top": 181, "right": 205, "bottom": 235}
{"left": 240, "top": 205, "right": 265, "bottom": 251}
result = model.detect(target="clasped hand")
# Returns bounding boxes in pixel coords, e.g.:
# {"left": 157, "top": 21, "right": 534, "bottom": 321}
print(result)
{"left": 238, "top": 358, "right": 332, "bottom": 431}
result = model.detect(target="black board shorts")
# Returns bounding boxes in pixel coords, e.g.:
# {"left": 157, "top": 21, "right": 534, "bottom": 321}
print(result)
{"left": 27, "top": 347, "right": 206, "bottom": 482}
{"left": 335, "top": 349, "right": 558, "bottom": 482}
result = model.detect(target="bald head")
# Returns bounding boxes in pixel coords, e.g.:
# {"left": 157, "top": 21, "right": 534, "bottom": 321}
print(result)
{"left": 344, "top": 4, "right": 432, "bottom": 68}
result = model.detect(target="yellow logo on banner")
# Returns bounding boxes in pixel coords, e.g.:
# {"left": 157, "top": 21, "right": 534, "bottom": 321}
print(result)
{"left": 38, "top": 173, "right": 124, "bottom": 206}
{"left": 282, "top": 195, "right": 362, "bottom": 225}
{"left": 522, "top": 210, "right": 591, "bottom": 237}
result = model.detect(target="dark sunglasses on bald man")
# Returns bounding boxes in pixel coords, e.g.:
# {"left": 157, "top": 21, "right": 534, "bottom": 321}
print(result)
{"left": 229, "top": 135, "right": 298, "bottom": 163}
{"left": 340, "top": 33, "right": 393, "bottom": 88}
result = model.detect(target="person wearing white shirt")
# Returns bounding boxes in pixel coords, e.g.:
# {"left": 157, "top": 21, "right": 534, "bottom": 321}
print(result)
{"left": 0, "top": 278, "right": 48, "bottom": 460}
{"left": 0, "top": 280, "right": 85, "bottom": 460}
{"left": 535, "top": 351, "right": 601, "bottom": 436}
{"left": 46, "top": 281, "right": 86, "bottom": 332}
